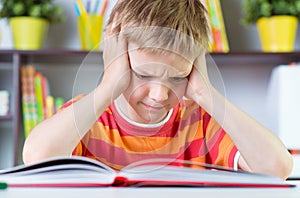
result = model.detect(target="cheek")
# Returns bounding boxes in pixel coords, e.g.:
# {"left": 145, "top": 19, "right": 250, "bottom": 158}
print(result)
{"left": 123, "top": 78, "right": 148, "bottom": 102}
{"left": 169, "top": 82, "right": 188, "bottom": 100}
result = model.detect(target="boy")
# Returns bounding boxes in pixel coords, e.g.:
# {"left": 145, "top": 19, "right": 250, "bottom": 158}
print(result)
{"left": 23, "top": 0, "right": 292, "bottom": 179}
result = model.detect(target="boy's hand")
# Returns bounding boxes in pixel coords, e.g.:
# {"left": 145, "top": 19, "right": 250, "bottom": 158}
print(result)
{"left": 101, "top": 33, "right": 131, "bottom": 100}
{"left": 185, "top": 54, "right": 212, "bottom": 104}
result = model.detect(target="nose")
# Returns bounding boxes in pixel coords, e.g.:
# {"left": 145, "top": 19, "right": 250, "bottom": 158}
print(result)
{"left": 149, "top": 83, "right": 169, "bottom": 102}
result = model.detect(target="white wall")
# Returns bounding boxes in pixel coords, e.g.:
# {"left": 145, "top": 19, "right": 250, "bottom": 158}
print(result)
{"left": 2, "top": 0, "right": 299, "bottom": 51}
{"left": 0, "top": 0, "right": 118, "bottom": 49}
{"left": 221, "top": 0, "right": 300, "bottom": 51}
{"left": 0, "top": 0, "right": 298, "bottom": 168}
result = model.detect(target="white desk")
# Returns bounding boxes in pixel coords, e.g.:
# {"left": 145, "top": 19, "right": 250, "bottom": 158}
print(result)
{"left": 0, "top": 181, "right": 299, "bottom": 198}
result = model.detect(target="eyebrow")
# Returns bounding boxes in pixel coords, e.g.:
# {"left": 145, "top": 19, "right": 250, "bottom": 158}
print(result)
{"left": 132, "top": 69, "right": 190, "bottom": 78}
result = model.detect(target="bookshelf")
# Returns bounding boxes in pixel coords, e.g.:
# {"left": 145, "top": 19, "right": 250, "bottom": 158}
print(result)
{"left": 0, "top": 49, "right": 102, "bottom": 168}
{"left": 1, "top": 50, "right": 300, "bottom": 168}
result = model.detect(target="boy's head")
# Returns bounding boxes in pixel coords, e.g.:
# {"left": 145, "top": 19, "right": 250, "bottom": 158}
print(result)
{"left": 106, "top": 0, "right": 210, "bottom": 57}
{"left": 106, "top": 0, "right": 210, "bottom": 124}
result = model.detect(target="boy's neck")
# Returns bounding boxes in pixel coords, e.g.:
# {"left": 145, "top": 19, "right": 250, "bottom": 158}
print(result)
{"left": 114, "top": 95, "right": 173, "bottom": 128}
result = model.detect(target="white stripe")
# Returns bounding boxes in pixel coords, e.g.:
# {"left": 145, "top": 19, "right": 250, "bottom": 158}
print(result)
{"left": 114, "top": 100, "right": 173, "bottom": 128}
{"left": 233, "top": 151, "right": 240, "bottom": 171}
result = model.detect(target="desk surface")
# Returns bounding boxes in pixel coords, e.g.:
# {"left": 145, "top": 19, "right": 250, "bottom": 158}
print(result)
{"left": 0, "top": 181, "right": 299, "bottom": 198}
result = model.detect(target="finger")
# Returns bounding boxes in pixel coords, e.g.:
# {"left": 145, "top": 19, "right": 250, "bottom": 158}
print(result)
{"left": 193, "top": 54, "right": 207, "bottom": 72}
{"left": 103, "top": 33, "right": 129, "bottom": 68}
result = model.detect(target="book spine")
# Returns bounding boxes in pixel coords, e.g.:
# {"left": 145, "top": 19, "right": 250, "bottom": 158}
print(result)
{"left": 208, "top": 0, "right": 222, "bottom": 52}
{"left": 55, "top": 97, "right": 65, "bottom": 112}
{"left": 34, "top": 72, "right": 44, "bottom": 124}
{"left": 27, "top": 66, "right": 38, "bottom": 135}
{"left": 21, "top": 65, "right": 65, "bottom": 136}
{"left": 213, "top": 0, "right": 229, "bottom": 52}
{"left": 46, "top": 96, "right": 54, "bottom": 118}
{"left": 207, "top": 0, "right": 229, "bottom": 52}
{"left": 21, "top": 66, "right": 31, "bottom": 137}
{"left": 205, "top": 0, "right": 215, "bottom": 52}
{"left": 41, "top": 75, "right": 49, "bottom": 119}
{"left": 0, "top": 90, "right": 9, "bottom": 116}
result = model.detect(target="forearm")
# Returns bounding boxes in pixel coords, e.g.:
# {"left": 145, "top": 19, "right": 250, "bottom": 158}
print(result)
{"left": 23, "top": 84, "right": 112, "bottom": 164}
{"left": 196, "top": 87, "right": 293, "bottom": 179}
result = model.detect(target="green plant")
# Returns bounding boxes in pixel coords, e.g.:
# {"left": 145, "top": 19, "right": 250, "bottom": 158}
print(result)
{"left": 242, "top": 0, "right": 300, "bottom": 26}
{"left": 0, "top": 0, "right": 64, "bottom": 24}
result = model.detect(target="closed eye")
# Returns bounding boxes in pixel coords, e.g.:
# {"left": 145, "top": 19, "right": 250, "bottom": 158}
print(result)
{"left": 133, "top": 70, "right": 152, "bottom": 80}
{"left": 170, "top": 77, "right": 186, "bottom": 82}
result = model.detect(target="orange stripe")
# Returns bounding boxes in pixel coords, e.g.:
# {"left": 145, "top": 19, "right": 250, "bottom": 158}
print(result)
{"left": 214, "top": 134, "right": 235, "bottom": 167}
{"left": 89, "top": 120, "right": 204, "bottom": 154}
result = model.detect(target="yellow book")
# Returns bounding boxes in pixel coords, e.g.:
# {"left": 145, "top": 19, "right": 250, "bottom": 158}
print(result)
{"left": 46, "top": 96, "right": 54, "bottom": 118}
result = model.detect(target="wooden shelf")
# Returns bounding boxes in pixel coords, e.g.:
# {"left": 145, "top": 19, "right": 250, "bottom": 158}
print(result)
{"left": 0, "top": 114, "right": 12, "bottom": 121}
{"left": 208, "top": 51, "right": 300, "bottom": 68}
{"left": 1, "top": 49, "right": 300, "bottom": 63}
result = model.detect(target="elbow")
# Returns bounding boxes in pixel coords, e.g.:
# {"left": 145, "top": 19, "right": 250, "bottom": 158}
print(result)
{"left": 280, "top": 154, "right": 294, "bottom": 180}
{"left": 270, "top": 152, "right": 294, "bottom": 180}
{"left": 22, "top": 136, "right": 51, "bottom": 165}
{"left": 248, "top": 151, "right": 294, "bottom": 180}
{"left": 22, "top": 139, "right": 40, "bottom": 165}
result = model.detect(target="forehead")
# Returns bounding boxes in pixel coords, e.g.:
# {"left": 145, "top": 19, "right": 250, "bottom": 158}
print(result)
{"left": 128, "top": 48, "right": 193, "bottom": 76}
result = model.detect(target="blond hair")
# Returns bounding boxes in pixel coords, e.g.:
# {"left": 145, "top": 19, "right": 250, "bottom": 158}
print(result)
{"left": 106, "top": 0, "right": 210, "bottom": 56}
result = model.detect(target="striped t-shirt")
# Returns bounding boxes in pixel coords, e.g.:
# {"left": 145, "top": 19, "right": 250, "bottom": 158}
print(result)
{"left": 64, "top": 96, "right": 238, "bottom": 171}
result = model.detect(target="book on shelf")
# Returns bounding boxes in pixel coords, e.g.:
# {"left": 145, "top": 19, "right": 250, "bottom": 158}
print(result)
{"left": 0, "top": 156, "right": 295, "bottom": 188}
{"left": 34, "top": 72, "right": 45, "bottom": 124}
{"left": 20, "top": 65, "right": 65, "bottom": 138}
{"left": 205, "top": 0, "right": 229, "bottom": 53}
{"left": 0, "top": 90, "right": 9, "bottom": 116}
{"left": 21, "top": 65, "right": 38, "bottom": 137}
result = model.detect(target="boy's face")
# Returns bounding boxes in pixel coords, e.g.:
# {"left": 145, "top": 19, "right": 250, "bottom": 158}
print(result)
{"left": 120, "top": 49, "right": 193, "bottom": 124}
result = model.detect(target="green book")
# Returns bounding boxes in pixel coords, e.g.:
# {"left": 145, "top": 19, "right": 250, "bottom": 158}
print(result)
{"left": 55, "top": 97, "right": 65, "bottom": 112}
{"left": 34, "top": 72, "right": 44, "bottom": 124}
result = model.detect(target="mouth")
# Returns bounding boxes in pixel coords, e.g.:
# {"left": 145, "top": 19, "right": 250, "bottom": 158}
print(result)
{"left": 141, "top": 102, "right": 165, "bottom": 110}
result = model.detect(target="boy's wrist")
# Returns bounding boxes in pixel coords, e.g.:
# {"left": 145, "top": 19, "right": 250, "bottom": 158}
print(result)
{"left": 94, "top": 83, "right": 115, "bottom": 110}
{"left": 193, "top": 86, "right": 220, "bottom": 114}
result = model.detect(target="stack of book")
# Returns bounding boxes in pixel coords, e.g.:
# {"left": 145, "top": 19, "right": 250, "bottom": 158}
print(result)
{"left": 0, "top": 90, "right": 9, "bottom": 116}
{"left": 204, "top": 0, "right": 229, "bottom": 53}
{"left": 21, "top": 65, "right": 65, "bottom": 138}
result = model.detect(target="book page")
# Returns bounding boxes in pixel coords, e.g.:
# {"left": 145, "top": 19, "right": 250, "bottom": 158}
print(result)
{"left": 118, "top": 158, "right": 288, "bottom": 187}
{"left": 0, "top": 156, "right": 117, "bottom": 186}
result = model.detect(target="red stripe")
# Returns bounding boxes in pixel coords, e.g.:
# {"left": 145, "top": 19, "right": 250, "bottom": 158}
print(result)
{"left": 206, "top": 129, "right": 225, "bottom": 164}
{"left": 202, "top": 112, "right": 211, "bottom": 136}
{"left": 183, "top": 138, "right": 206, "bottom": 159}
{"left": 9, "top": 183, "right": 110, "bottom": 188}
{"left": 84, "top": 138, "right": 197, "bottom": 167}
{"left": 98, "top": 110, "right": 120, "bottom": 130}
{"left": 177, "top": 108, "right": 202, "bottom": 131}
{"left": 126, "top": 179, "right": 293, "bottom": 188}
{"left": 228, "top": 145, "right": 238, "bottom": 168}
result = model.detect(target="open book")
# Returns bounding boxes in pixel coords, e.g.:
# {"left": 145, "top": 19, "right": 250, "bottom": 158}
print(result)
{"left": 0, "top": 156, "right": 295, "bottom": 188}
